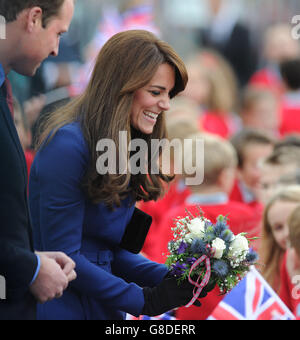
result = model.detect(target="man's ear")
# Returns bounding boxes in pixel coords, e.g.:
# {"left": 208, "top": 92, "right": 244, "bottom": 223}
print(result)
{"left": 25, "top": 7, "right": 43, "bottom": 33}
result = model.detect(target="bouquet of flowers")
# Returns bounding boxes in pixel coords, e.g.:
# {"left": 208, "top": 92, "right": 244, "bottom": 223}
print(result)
{"left": 165, "top": 208, "right": 258, "bottom": 307}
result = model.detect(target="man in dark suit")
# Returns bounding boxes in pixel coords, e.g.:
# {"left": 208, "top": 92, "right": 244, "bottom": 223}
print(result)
{"left": 197, "top": 0, "right": 258, "bottom": 88}
{"left": 0, "top": 0, "right": 76, "bottom": 320}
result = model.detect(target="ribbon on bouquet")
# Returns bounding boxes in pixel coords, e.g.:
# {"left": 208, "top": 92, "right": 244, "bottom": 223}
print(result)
{"left": 185, "top": 254, "right": 211, "bottom": 308}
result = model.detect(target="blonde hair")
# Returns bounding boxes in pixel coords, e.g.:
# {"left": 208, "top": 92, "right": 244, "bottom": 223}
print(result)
{"left": 165, "top": 96, "right": 200, "bottom": 142}
{"left": 164, "top": 96, "right": 200, "bottom": 123}
{"left": 259, "top": 185, "right": 300, "bottom": 291}
{"left": 159, "top": 97, "right": 201, "bottom": 179}
{"left": 288, "top": 205, "right": 300, "bottom": 257}
{"left": 240, "top": 86, "right": 278, "bottom": 113}
{"left": 185, "top": 49, "right": 238, "bottom": 113}
{"left": 181, "top": 132, "right": 237, "bottom": 185}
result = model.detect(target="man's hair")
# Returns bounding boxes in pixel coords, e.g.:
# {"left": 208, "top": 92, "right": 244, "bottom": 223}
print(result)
{"left": 280, "top": 58, "right": 300, "bottom": 91}
{"left": 183, "top": 132, "right": 237, "bottom": 186}
{"left": 239, "top": 85, "right": 277, "bottom": 113}
{"left": 230, "top": 128, "right": 274, "bottom": 168}
{"left": 0, "top": 0, "right": 65, "bottom": 27}
{"left": 274, "top": 134, "right": 300, "bottom": 150}
{"left": 263, "top": 145, "right": 300, "bottom": 168}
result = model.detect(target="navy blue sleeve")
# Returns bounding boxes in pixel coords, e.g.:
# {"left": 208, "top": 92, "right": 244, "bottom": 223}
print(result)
{"left": 112, "top": 249, "right": 168, "bottom": 288}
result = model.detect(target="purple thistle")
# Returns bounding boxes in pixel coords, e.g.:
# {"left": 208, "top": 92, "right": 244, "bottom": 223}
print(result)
{"left": 177, "top": 241, "right": 188, "bottom": 255}
{"left": 186, "top": 257, "right": 197, "bottom": 266}
{"left": 170, "top": 262, "right": 187, "bottom": 277}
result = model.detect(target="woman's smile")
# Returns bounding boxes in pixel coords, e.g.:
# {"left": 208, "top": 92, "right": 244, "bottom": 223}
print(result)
{"left": 131, "top": 63, "right": 175, "bottom": 134}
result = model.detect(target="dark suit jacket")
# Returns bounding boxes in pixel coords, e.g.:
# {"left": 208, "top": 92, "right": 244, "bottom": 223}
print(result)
{"left": 0, "top": 82, "right": 37, "bottom": 320}
{"left": 199, "top": 22, "right": 258, "bottom": 87}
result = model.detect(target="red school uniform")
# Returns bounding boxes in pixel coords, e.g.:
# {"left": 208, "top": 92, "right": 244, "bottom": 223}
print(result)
{"left": 152, "top": 194, "right": 262, "bottom": 320}
{"left": 249, "top": 67, "right": 283, "bottom": 97}
{"left": 230, "top": 179, "right": 246, "bottom": 203}
{"left": 279, "top": 92, "right": 300, "bottom": 137}
{"left": 230, "top": 179, "right": 264, "bottom": 222}
{"left": 199, "top": 111, "right": 240, "bottom": 139}
{"left": 279, "top": 252, "right": 300, "bottom": 320}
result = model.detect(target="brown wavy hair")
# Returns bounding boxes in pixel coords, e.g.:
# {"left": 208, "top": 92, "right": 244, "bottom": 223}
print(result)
{"left": 0, "top": 0, "right": 67, "bottom": 27}
{"left": 37, "top": 30, "right": 188, "bottom": 208}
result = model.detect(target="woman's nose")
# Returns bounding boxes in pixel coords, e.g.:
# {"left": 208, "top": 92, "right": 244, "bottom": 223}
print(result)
{"left": 159, "top": 96, "right": 171, "bottom": 111}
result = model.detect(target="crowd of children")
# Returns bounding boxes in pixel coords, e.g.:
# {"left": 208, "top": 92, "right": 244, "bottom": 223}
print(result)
{"left": 13, "top": 19, "right": 300, "bottom": 320}
{"left": 137, "top": 23, "right": 300, "bottom": 320}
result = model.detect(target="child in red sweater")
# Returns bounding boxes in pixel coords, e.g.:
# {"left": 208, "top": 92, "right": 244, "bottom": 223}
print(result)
{"left": 154, "top": 133, "right": 262, "bottom": 319}
{"left": 238, "top": 86, "right": 281, "bottom": 139}
{"left": 230, "top": 129, "right": 274, "bottom": 213}
{"left": 279, "top": 58, "right": 300, "bottom": 137}
{"left": 183, "top": 50, "right": 240, "bottom": 139}
{"left": 258, "top": 146, "right": 300, "bottom": 205}
{"left": 279, "top": 204, "right": 300, "bottom": 319}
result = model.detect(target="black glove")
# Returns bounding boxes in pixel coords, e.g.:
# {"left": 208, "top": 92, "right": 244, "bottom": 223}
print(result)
{"left": 142, "top": 276, "right": 206, "bottom": 317}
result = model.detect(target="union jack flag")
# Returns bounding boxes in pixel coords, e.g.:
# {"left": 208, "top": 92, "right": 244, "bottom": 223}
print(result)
{"left": 139, "top": 312, "right": 177, "bottom": 321}
{"left": 207, "top": 267, "right": 296, "bottom": 320}
{"left": 127, "top": 311, "right": 176, "bottom": 321}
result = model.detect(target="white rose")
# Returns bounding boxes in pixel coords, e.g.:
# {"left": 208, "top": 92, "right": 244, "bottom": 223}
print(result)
{"left": 184, "top": 233, "right": 194, "bottom": 244}
{"left": 187, "top": 218, "right": 205, "bottom": 238}
{"left": 212, "top": 238, "right": 226, "bottom": 259}
{"left": 228, "top": 234, "right": 249, "bottom": 258}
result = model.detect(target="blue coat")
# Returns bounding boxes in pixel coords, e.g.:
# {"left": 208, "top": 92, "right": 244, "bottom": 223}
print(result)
{"left": 29, "top": 122, "right": 168, "bottom": 320}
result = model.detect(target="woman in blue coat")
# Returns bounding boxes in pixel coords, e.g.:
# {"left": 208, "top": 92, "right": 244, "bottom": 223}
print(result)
{"left": 29, "top": 30, "right": 200, "bottom": 320}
